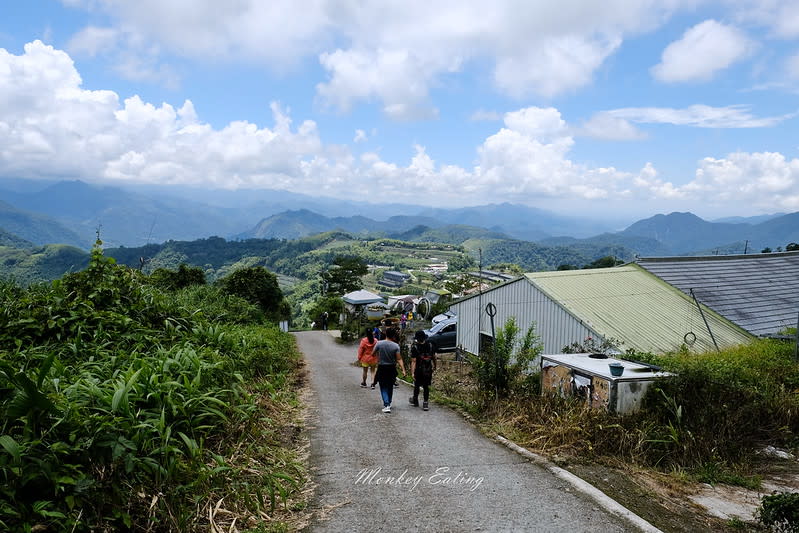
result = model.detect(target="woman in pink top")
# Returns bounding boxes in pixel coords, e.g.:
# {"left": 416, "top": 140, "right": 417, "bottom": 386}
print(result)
{"left": 357, "top": 328, "right": 378, "bottom": 388}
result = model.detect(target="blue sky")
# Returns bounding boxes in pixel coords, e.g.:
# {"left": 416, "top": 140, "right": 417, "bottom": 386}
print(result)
{"left": 1, "top": 0, "right": 798, "bottom": 219}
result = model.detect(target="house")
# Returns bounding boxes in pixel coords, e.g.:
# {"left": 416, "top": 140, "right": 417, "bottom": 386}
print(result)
{"left": 378, "top": 270, "right": 411, "bottom": 289}
{"left": 637, "top": 251, "right": 799, "bottom": 337}
{"left": 423, "top": 288, "right": 451, "bottom": 305}
{"left": 467, "top": 269, "right": 517, "bottom": 284}
{"left": 449, "top": 264, "right": 754, "bottom": 356}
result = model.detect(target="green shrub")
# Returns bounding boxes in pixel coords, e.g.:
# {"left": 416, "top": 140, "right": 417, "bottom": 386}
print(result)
{"left": 758, "top": 492, "right": 799, "bottom": 532}
{"left": 216, "top": 266, "right": 289, "bottom": 322}
{"left": 468, "top": 317, "right": 542, "bottom": 398}
{"left": 0, "top": 242, "right": 303, "bottom": 531}
{"left": 640, "top": 340, "right": 799, "bottom": 467}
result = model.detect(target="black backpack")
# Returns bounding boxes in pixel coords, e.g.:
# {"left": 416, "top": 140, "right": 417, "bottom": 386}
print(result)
{"left": 416, "top": 341, "right": 434, "bottom": 377}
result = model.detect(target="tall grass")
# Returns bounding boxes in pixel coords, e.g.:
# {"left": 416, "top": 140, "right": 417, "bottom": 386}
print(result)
{"left": 436, "top": 337, "right": 799, "bottom": 484}
{"left": 0, "top": 243, "right": 304, "bottom": 531}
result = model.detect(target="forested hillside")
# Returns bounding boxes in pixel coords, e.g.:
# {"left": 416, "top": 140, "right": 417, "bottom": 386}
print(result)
{"left": 0, "top": 228, "right": 33, "bottom": 248}
{"left": 466, "top": 237, "right": 637, "bottom": 271}
{"left": 0, "top": 244, "right": 89, "bottom": 285}
{"left": 0, "top": 200, "right": 87, "bottom": 248}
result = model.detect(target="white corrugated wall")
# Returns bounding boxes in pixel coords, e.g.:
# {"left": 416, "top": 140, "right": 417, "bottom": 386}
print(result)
{"left": 451, "top": 278, "right": 597, "bottom": 356}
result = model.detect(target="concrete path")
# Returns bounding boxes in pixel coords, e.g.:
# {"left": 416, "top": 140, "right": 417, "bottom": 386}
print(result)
{"left": 296, "top": 331, "right": 636, "bottom": 532}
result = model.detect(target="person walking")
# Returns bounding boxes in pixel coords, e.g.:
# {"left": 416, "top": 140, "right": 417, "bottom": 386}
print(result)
{"left": 372, "top": 327, "right": 406, "bottom": 413}
{"left": 409, "top": 330, "right": 437, "bottom": 411}
{"left": 356, "top": 328, "right": 378, "bottom": 388}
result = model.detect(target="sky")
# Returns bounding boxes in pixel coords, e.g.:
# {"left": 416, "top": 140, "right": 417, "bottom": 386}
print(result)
{"left": 1, "top": 1, "right": 799, "bottom": 220}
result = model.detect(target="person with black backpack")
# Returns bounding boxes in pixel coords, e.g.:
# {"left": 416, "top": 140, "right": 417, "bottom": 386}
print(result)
{"left": 409, "top": 330, "right": 437, "bottom": 411}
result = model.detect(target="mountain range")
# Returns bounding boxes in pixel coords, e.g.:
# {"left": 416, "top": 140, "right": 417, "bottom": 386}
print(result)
{"left": 0, "top": 179, "right": 797, "bottom": 257}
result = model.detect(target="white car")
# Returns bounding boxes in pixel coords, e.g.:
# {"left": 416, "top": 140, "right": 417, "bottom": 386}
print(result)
{"left": 431, "top": 310, "right": 456, "bottom": 324}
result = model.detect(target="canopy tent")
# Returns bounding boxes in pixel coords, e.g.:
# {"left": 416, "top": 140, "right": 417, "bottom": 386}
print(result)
{"left": 342, "top": 290, "right": 384, "bottom": 306}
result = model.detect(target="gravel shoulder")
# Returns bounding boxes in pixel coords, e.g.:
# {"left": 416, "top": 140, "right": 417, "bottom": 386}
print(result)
{"left": 295, "top": 331, "right": 644, "bottom": 532}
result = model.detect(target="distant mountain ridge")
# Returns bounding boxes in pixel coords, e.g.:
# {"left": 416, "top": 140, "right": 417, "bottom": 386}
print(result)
{"left": 235, "top": 209, "right": 500, "bottom": 241}
{"left": 1, "top": 179, "right": 797, "bottom": 256}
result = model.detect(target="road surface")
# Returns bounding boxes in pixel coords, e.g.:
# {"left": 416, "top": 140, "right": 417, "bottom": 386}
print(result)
{"left": 296, "top": 330, "right": 637, "bottom": 532}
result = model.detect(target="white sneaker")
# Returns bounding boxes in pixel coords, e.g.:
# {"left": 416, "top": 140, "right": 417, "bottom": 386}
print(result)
{"left": 382, "top": 405, "right": 391, "bottom": 413}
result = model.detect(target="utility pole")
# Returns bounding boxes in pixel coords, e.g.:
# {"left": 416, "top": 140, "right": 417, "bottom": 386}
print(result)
{"left": 794, "top": 311, "right": 799, "bottom": 362}
{"left": 477, "top": 248, "right": 483, "bottom": 354}
{"left": 744, "top": 240, "right": 749, "bottom": 254}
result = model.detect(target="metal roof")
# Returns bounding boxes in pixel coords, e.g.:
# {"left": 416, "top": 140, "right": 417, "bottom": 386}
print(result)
{"left": 342, "top": 290, "right": 384, "bottom": 305}
{"left": 637, "top": 251, "right": 799, "bottom": 336}
{"left": 525, "top": 265, "right": 753, "bottom": 354}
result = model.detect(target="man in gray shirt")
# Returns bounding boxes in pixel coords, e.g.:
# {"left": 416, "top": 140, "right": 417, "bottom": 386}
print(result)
{"left": 371, "top": 328, "right": 406, "bottom": 413}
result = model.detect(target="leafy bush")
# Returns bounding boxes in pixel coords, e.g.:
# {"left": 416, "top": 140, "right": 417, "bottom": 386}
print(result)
{"left": 0, "top": 241, "right": 303, "bottom": 531}
{"left": 639, "top": 340, "right": 799, "bottom": 467}
{"left": 216, "top": 266, "right": 290, "bottom": 322}
{"left": 469, "top": 317, "right": 542, "bottom": 398}
{"left": 150, "top": 263, "right": 206, "bottom": 291}
{"left": 758, "top": 492, "right": 799, "bottom": 532}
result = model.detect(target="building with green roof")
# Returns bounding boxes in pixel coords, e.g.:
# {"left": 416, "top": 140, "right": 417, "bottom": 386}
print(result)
{"left": 449, "top": 264, "right": 754, "bottom": 356}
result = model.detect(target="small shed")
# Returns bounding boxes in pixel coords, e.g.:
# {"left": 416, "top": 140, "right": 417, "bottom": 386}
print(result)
{"left": 342, "top": 290, "right": 386, "bottom": 332}
{"left": 542, "top": 353, "right": 672, "bottom": 414}
{"left": 342, "top": 289, "right": 384, "bottom": 311}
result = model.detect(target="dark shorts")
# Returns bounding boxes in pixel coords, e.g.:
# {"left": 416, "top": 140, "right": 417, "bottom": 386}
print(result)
{"left": 376, "top": 365, "right": 397, "bottom": 386}
{"left": 414, "top": 371, "right": 432, "bottom": 386}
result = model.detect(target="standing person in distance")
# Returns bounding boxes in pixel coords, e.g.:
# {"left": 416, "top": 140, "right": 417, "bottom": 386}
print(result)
{"left": 372, "top": 327, "right": 406, "bottom": 413}
{"left": 357, "top": 328, "right": 378, "bottom": 388}
{"left": 409, "top": 330, "right": 436, "bottom": 411}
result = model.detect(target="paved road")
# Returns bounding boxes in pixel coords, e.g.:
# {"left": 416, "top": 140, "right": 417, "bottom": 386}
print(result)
{"left": 296, "top": 331, "right": 635, "bottom": 532}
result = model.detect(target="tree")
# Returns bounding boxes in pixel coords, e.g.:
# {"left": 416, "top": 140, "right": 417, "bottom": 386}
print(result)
{"left": 787, "top": 243, "right": 799, "bottom": 252}
{"left": 762, "top": 247, "right": 773, "bottom": 254}
{"left": 469, "top": 317, "right": 542, "bottom": 398}
{"left": 150, "top": 263, "right": 206, "bottom": 290}
{"left": 216, "top": 266, "right": 289, "bottom": 321}
{"left": 448, "top": 254, "right": 476, "bottom": 273}
{"left": 320, "top": 256, "right": 368, "bottom": 295}
{"left": 583, "top": 256, "right": 623, "bottom": 269}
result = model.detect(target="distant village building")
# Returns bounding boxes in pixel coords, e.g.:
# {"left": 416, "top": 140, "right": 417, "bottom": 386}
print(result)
{"left": 467, "top": 269, "right": 517, "bottom": 284}
{"left": 378, "top": 270, "right": 411, "bottom": 289}
{"left": 423, "top": 262, "right": 448, "bottom": 274}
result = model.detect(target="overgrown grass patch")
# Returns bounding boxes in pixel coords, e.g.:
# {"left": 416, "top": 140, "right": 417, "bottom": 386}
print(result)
{"left": 433, "top": 337, "right": 799, "bottom": 489}
{"left": 0, "top": 244, "right": 307, "bottom": 532}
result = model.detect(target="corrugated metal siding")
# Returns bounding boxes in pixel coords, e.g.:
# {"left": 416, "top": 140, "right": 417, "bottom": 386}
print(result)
{"left": 637, "top": 252, "right": 799, "bottom": 336}
{"left": 451, "top": 278, "right": 596, "bottom": 355}
{"left": 526, "top": 265, "right": 754, "bottom": 353}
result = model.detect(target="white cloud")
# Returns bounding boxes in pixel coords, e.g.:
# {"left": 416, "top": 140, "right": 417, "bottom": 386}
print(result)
{"left": 353, "top": 129, "right": 367, "bottom": 143}
{"left": 732, "top": 0, "right": 799, "bottom": 39}
{"left": 494, "top": 34, "right": 622, "bottom": 98}
{"left": 602, "top": 104, "right": 794, "bottom": 128}
{"left": 651, "top": 20, "right": 755, "bottom": 83}
{"left": 580, "top": 114, "right": 647, "bottom": 140}
{"left": 4, "top": 41, "right": 799, "bottom": 216}
{"left": 685, "top": 151, "right": 799, "bottom": 212}
{"left": 316, "top": 48, "right": 442, "bottom": 120}
{"left": 0, "top": 41, "right": 323, "bottom": 188}
{"left": 61, "top": 0, "right": 694, "bottom": 117}
{"left": 503, "top": 107, "right": 568, "bottom": 140}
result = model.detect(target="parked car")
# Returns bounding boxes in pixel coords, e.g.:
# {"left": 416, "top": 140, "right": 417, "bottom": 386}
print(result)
{"left": 431, "top": 310, "right": 457, "bottom": 324}
{"left": 423, "top": 317, "right": 457, "bottom": 352}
